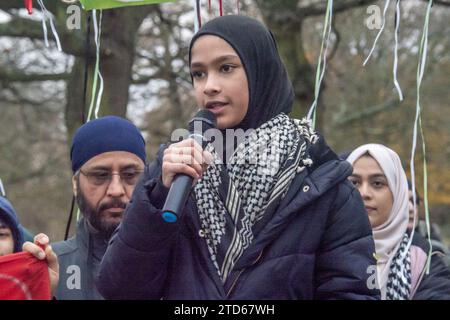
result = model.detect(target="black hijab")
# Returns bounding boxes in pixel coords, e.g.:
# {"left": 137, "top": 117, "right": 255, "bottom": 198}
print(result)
{"left": 189, "top": 15, "right": 294, "bottom": 131}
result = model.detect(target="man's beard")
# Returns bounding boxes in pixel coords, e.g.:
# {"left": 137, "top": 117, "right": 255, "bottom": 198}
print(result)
{"left": 76, "top": 186, "right": 126, "bottom": 238}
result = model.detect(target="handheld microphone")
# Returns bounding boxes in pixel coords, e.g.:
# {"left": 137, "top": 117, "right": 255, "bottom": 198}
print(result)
{"left": 161, "top": 109, "right": 217, "bottom": 223}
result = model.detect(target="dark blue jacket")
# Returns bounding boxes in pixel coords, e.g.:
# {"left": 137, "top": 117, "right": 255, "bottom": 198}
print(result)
{"left": 0, "top": 196, "right": 24, "bottom": 253}
{"left": 97, "top": 138, "right": 380, "bottom": 299}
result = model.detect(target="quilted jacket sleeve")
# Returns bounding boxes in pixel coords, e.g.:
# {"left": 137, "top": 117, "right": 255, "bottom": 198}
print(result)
{"left": 413, "top": 252, "right": 450, "bottom": 299}
{"left": 314, "top": 180, "right": 381, "bottom": 300}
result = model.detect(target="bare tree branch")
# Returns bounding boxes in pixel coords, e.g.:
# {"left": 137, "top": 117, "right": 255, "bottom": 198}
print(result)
{"left": 0, "top": 0, "right": 59, "bottom": 14}
{"left": 0, "top": 0, "right": 28, "bottom": 11}
{"left": 0, "top": 15, "right": 44, "bottom": 40}
{"left": 0, "top": 15, "right": 92, "bottom": 57}
{"left": 0, "top": 68, "right": 70, "bottom": 82}
{"left": 434, "top": 0, "right": 450, "bottom": 6}
{"left": 300, "top": 0, "right": 449, "bottom": 17}
{"left": 1, "top": 85, "right": 49, "bottom": 107}
{"left": 335, "top": 99, "right": 398, "bottom": 125}
{"left": 300, "top": 0, "right": 376, "bottom": 17}
{"left": 4, "top": 157, "right": 62, "bottom": 186}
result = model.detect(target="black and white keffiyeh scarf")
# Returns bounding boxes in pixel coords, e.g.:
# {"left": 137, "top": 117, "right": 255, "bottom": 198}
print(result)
{"left": 386, "top": 233, "right": 412, "bottom": 300}
{"left": 194, "top": 113, "right": 317, "bottom": 283}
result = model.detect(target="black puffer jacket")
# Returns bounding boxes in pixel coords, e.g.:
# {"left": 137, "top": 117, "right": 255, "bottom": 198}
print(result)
{"left": 97, "top": 137, "right": 380, "bottom": 300}
{"left": 410, "top": 232, "right": 450, "bottom": 299}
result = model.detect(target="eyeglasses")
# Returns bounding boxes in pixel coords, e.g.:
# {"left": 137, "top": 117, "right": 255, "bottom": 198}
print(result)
{"left": 79, "top": 169, "right": 143, "bottom": 186}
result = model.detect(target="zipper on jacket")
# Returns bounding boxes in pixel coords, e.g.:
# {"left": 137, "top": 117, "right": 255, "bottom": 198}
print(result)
{"left": 186, "top": 193, "right": 228, "bottom": 297}
{"left": 226, "top": 249, "right": 265, "bottom": 298}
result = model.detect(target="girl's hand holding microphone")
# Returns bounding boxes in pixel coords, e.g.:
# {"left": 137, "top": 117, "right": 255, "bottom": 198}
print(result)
{"left": 161, "top": 138, "right": 213, "bottom": 189}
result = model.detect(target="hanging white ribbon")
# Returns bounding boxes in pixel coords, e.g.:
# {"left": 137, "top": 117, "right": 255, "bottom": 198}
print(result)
{"left": 36, "top": 0, "right": 62, "bottom": 51}
{"left": 86, "top": 9, "right": 104, "bottom": 121}
{"left": 363, "top": 0, "right": 390, "bottom": 66}
{"left": 79, "top": 9, "right": 104, "bottom": 221}
{"left": 307, "top": 0, "right": 333, "bottom": 129}
{"left": 406, "top": 0, "right": 433, "bottom": 273}
{"left": 0, "top": 178, "right": 6, "bottom": 197}
{"left": 93, "top": 9, "right": 104, "bottom": 120}
{"left": 393, "top": 0, "right": 404, "bottom": 101}
{"left": 194, "top": 0, "right": 201, "bottom": 33}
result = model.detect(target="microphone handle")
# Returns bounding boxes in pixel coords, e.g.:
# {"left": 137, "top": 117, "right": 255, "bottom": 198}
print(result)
{"left": 161, "top": 132, "right": 207, "bottom": 223}
{"left": 161, "top": 174, "right": 193, "bottom": 222}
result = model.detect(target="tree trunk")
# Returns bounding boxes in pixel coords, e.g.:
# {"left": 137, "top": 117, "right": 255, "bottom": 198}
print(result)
{"left": 256, "top": 1, "right": 325, "bottom": 131}
{"left": 64, "top": 6, "right": 156, "bottom": 142}
{"left": 65, "top": 57, "right": 87, "bottom": 139}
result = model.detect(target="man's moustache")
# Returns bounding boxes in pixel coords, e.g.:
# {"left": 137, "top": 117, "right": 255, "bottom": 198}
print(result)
{"left": 98, "top": 200, "right": 127, "bottom": 212}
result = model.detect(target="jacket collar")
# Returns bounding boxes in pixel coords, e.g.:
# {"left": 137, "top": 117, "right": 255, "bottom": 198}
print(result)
{"left": 76, "top": 217, "right": 110, "bottom": 262}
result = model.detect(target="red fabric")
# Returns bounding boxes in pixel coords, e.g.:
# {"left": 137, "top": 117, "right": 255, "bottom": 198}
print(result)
{"left": 0, "top": 251, "right": 50, "bottom": 300}
{"left": 24, "top": 0, "right": 33, "bottom": 15}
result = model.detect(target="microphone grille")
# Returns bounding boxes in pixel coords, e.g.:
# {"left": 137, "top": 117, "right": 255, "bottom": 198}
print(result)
{"left": 188, "top": 109, "right": 217, "bottom": 133}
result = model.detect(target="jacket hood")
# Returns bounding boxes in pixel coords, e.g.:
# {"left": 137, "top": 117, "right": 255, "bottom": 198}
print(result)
{"left": 0, "top": 196, "right": 24, "bottom": 253}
